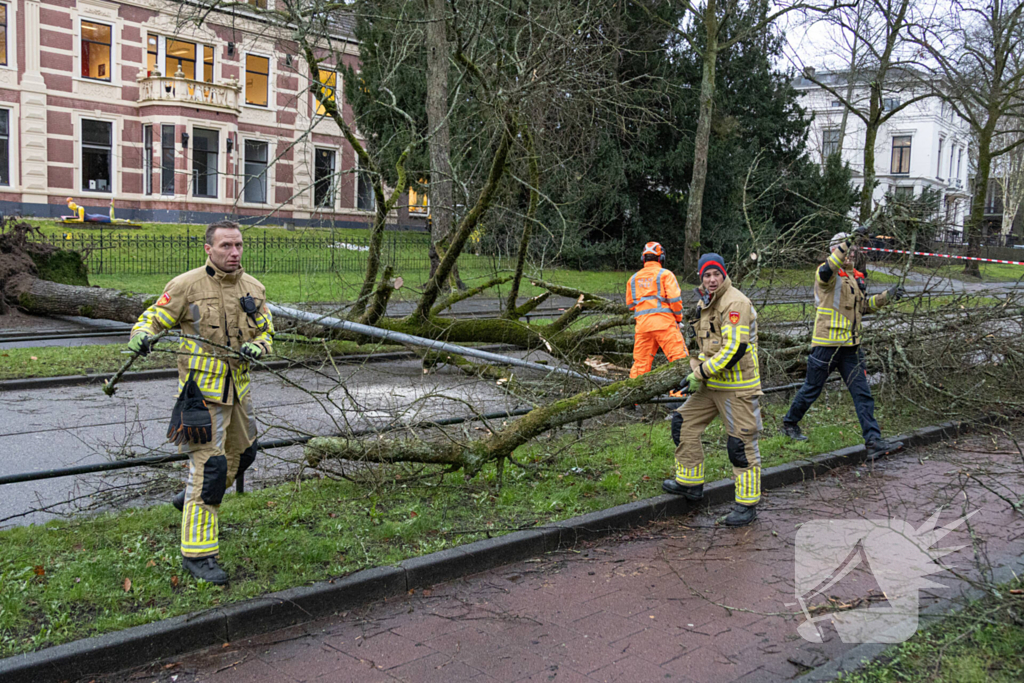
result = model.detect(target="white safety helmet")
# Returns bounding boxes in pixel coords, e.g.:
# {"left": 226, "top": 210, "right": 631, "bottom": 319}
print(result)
{"left": 830, "top": 232, "right": 850, "bottom": 251}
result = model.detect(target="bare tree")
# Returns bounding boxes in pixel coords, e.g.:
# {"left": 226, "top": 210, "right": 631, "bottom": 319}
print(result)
{"left": 423, "top": 0, "right": 460, "bottom": 288}
{"left": 639, "top": 0, "right": 844, "bottom": 275}
{"left": 913, "top": 0, "right": 1024, "bottom": 276}
{"left": 994, "top": 127, "right": 1024, "bottom": 239}
{"left": 796, "top": 0, "right": 936, "bottom": 223}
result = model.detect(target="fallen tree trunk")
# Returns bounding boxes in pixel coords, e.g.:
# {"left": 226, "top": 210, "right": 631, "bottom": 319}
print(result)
{"left": 5, "top": 277, "right": 156, "bottom": 323}
{"left": 305, "top": 357, "right": 691, "bottom": 472}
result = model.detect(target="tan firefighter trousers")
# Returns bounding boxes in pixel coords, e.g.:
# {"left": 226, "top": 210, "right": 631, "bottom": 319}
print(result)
{"left": 673, "top": 388, "right": 763, "bottom": 506}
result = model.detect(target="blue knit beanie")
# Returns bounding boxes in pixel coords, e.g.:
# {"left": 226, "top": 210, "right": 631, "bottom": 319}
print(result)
{"left": 697, "top": 253, "right": 727, "bottom": 278}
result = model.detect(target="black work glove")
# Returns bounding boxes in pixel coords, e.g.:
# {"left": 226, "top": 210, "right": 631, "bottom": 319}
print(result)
{"left": 239, "top": 342, "right": 264, "bottom": 360}
{"left": 886, "top": 285, "right": 907, "bottom": 302}
{"left": 167, "top": 378, "right": 212, "bottom": 445}
{"left": 853, "top": 222, "right": 870, "bottom": 238}
{"left": 167, "top": 390, "right": 185, "bottom": 444}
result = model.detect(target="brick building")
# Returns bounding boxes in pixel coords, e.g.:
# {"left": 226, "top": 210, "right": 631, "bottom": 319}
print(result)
{"left": 1, "top": 0, "right": 420, "bottom": 228}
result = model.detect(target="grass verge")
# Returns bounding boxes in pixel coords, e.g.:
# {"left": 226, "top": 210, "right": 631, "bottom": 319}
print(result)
{"left": 838, "top": 577, "right": 1024, "bottom": 682}
{"left": 88, "top": 267, "right": 634, "bottom": 303}
{"left": 0, "top": 388, "right": 948, "bottom": 657}
{"left": 910, "top": 261, "right": 1024, "bottom": 283}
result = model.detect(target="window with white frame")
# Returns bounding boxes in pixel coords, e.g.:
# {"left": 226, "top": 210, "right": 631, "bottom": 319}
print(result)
{"left": 949, "top": 145, "right": 956, "bottom": 182}
{"left": 0, "top": 109, "right": 8, "bottom": 185}
{"left": 243, "top": 140, "right": 269, "bottom": 203}
{"left": 81, "top": 20, "right": 112, "bottom": 81}
{"left": 245, "top": 54, "right": 270, "bottom": 106}
{"left": 146, "top": 35, "right": 215, "bottom": 82}
{"left": 143, "top": 124, "right": 153, "bottom": 195}
{"left": 82, "top": 119, "right": 112, "bottom": 192}
{"left": 161, "top": 124, "right": 175, "bottom": 194}
{"left": 192, "top": 127, "right": 218, "bottom": 198}
{"left": 956, "top": 148, "right": 963, "bottom": 181}
{"left": 313, "top": 148, "right": 335, "bottom": 207}
{"left": 356, "top": 163, "right": 375, "bottom": 212}
{"left": 315, "top": 69, "right": 338, "bottom": 116}
{"left": 147, "top": 34, "right": 157, "bottom": 75}
{"left": 409, "top": 183, "right": 429, "bottom": 215}
{"left": 822, "top": 128, "right": 840, "bottom": 159}
{"left": 0, "top": 4, "right": 8, "bottom": 67}
{"left": 890, "top": 136, "right": 912, "bottom": 175}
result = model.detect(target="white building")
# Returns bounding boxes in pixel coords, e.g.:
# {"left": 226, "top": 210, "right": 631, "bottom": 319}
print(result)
{"left": 793, "top": 70, "right": 972, "bottom": 242}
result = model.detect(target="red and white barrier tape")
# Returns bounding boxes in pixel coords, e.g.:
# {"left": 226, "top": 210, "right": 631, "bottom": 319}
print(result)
{"left": 862, "top": 246, "right": 1024, "bottom": 266}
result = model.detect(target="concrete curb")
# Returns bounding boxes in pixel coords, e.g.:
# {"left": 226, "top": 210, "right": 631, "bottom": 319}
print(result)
{"left": 0, "top": 419, "right": 982, "bottom": 682}
{"left": 0, "top": 344, "right": 517, "bottom": 393}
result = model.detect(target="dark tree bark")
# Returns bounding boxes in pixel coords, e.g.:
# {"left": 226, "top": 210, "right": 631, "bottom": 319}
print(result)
{"left": 6, "top": 278, "right": 156, "bottom": 323}
{"left": 424, "top": 0, "right": 456, "bottom": 284}
{"left": 305, "top": 356, "right": 691, "bottom": 472}
{"left": 505, "top": 130, "right": 540, "bottom": 317}
{"left": 683, "top": 12, "right": 718, "bottom": 277}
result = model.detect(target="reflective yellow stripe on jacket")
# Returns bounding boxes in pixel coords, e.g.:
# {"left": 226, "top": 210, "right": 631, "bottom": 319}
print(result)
{"left": 702, "top": 324, "right": 761, "bottom": 390}
{"left": 811, "top": 307, "right": 854, "bottom": 346}
{"left": 132, "top": 303, "right": 178, "bottom": 336}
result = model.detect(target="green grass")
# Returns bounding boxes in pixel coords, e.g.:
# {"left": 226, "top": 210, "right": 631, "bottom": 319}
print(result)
{"left": 0, "top": 388, "right": 939, "bottom": 657}
{"left": 911, "top": 261, "right": 1024, "bottom": 283}
{"left": 838, "top": 577, "right": 1024, "bottom": 682}
{"left": 737, "top": 266, "right": 899, "bottom": 289}
{"left": 88, "top": 268, "right": 632, "bottom": 302}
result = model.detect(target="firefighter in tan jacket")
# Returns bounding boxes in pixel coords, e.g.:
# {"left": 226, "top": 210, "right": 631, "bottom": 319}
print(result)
{"left": 129, "top": 221, "right": 274, "bottom": 585}
{"left": 662, "top": 253, "right": 762, "bottom": 527}
{"left": 781, "top": 227, "right": 905, "bottom": 461}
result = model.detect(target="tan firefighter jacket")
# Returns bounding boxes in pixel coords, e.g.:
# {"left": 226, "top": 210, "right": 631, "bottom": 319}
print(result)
{"left": 812, "top": 241, "right": 889, "bottom": 347}
{"left": 131, "top": 259, "right": 274, "bottom": 403}
{"left": 692, "top": 277, "right": 761, "bottom": 392}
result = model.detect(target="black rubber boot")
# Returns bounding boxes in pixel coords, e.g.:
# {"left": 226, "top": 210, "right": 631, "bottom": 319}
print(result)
{"left": 865, "top": 438, "right": 904, "bottom": 461}
{"left": 724, "top": 503, "right": 757, "bottom": 527}
{"left": 662, "top": 480, "right": 704, "bottom": 500}
{"left": 182, "top": 556, "right": 229, "bottom": 585}
{"left": 172, "top": 490, "right": 185, "bottom": 512}
{"left": 780, "top": 422, "right": 808, "bottom": 441}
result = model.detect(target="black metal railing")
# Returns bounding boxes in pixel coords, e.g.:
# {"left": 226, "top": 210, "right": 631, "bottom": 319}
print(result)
{"left": 33, "top": 232, "right": 508, "bottom": 276}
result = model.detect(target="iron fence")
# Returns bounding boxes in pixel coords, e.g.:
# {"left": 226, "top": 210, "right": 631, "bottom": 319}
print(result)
{"left": 33, "top": 231, "right": 489, "bottom": 276}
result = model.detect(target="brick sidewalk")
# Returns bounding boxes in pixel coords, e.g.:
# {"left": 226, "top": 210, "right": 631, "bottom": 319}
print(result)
{"left": 94, "top": 435, "right": 1024, "bottom": 683}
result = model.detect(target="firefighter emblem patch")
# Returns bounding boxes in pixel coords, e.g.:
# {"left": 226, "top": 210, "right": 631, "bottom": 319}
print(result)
{"left": 728, "top": 310, "right": 740, "bottom": 324}
{"left": 156, "top": 292, "right": 171, "bottom": 307}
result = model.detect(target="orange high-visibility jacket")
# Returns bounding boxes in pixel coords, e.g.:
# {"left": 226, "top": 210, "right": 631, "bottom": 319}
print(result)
{"left": 626, "top": 262, "right": 685, "bottom": 332}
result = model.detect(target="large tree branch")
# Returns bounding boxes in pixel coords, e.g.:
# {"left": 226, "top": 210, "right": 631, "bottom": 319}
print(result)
{"left": 413, "top": 122, "right": 514, "bottom": 321}
{"left": 305, "top": 357, "right": 691, "bottom": 472}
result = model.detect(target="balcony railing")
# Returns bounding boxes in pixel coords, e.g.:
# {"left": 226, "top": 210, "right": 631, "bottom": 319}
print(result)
{"left": 138, "top": 71, "right": 242, "bottom": 112}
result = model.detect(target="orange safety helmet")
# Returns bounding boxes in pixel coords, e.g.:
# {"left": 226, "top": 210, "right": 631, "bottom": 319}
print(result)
{"left": 642, "top": 241, "right": 665, "bottom": 265}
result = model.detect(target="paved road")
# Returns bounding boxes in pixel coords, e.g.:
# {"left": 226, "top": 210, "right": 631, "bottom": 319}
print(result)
{"left": 0, "top": 352, "right": 550, "bottom": 527}
{"left": 91, "top": 432, "right": 1024, "bottom": 683}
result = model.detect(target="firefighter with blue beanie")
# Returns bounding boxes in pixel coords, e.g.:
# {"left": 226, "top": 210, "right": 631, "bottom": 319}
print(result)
{"left": 663, "top": 253, "right": 763, "bottom": 527}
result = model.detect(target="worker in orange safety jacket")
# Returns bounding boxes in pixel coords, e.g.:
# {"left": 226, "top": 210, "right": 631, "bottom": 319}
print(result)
{"left": 626, "top": 242, "right": 689, "bottom": 378}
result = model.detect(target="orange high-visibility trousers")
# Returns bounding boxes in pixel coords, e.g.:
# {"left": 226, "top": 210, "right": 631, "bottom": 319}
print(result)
{"left": 630, "top": 326, "right": 689, "bottom": 378}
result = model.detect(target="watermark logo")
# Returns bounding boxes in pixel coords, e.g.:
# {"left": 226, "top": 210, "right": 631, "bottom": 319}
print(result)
{"left": 792, "top": 509, "right": 976, "bottom": 644}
